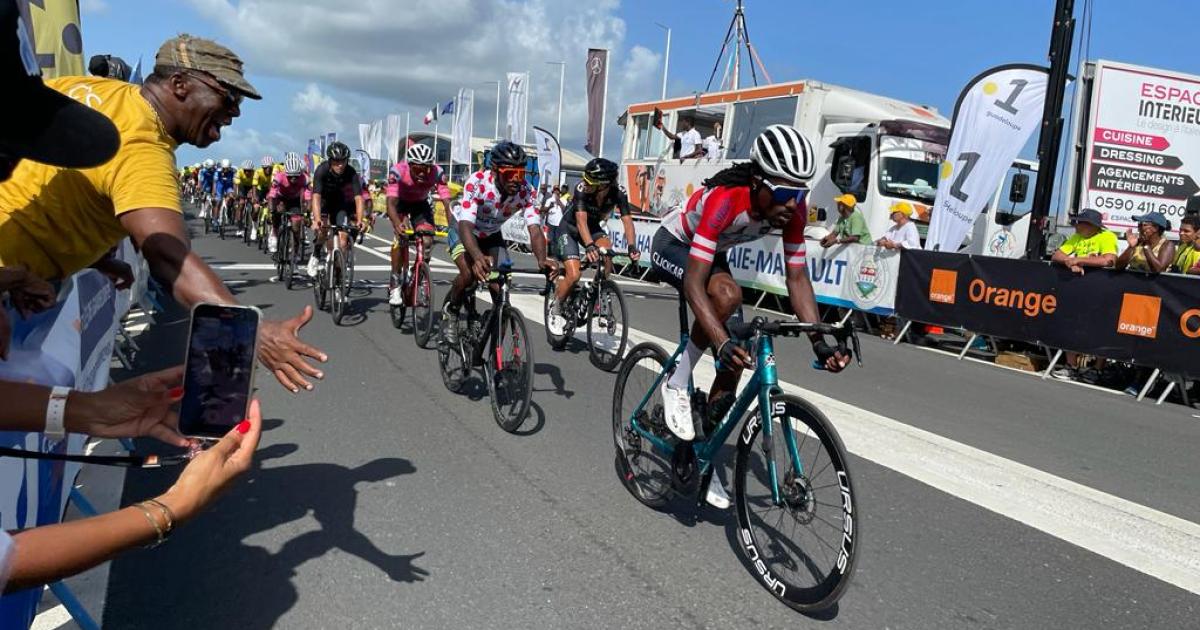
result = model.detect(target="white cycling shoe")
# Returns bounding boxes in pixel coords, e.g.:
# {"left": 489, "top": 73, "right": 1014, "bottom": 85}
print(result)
{"left": 547, "top": 302, "right": 567, "bottom": 336}
{"left": 388, "top": 286, "right": 404, "bottom": 306}
{"left": 306, "top": 255, "right": 319, "bottom": 278}
{"left": 660, "top": 378, "right": 695, "bottom": 441}
{"left": 268, "top": 235, "right": 278, "bottom": 254}
{"left": 705, "top": 474, "right": 731, "bottom": 510}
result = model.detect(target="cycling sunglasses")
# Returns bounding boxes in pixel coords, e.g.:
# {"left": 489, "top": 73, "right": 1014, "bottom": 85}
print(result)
{"left": 759, "top": 178, "right": 808, "bottom": 205}
{"left": 496, "top": 166, "right": 526, "bottom": 180}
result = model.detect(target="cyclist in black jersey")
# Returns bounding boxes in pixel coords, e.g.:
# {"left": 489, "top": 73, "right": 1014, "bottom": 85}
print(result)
{"left": 307, "top": 141, "right": 365, "bottom": 277}
{"left": 547, "top": 158, "right": 639, "bottom": 336}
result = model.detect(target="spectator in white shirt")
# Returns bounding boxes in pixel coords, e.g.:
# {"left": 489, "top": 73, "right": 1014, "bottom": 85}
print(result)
{"left": 656, "top": 116, "right": 704, "bottom": 160}
{"left": 702, "top": 122, "right": 724, "bottom": 161}
{"left": 876, "top": 202, "right": 920, "bottom": 250}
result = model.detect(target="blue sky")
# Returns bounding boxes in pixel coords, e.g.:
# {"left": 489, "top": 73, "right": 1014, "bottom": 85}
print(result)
{"left": 78, "top": 0, "right": 1200, "bottom": 170}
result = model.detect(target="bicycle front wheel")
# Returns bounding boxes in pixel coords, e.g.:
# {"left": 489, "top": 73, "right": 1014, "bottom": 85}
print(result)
{"left": 485, "top": 308, "right": 533, "bottom": 433}
{"left": 734, "top": 393, "right": 857, "bottom": 612}
{"left": 588, "top": 279, "right": 628, "bottom": 372}
{"left": 611, "top": 342, "right": 677, "bottom": 508}
{"left": 437, "top": 321, "right": 470, "bottom": 393}
{"left": 412, "top": 262, "right": 436, "bottom": 348}
{"left": 332, "top": 249, "right": 348, "bottom": 325}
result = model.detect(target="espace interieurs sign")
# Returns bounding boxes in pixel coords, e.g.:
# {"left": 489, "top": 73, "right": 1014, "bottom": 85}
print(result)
{"left": 896, "top": 250, "right": 1200, "bottom": 378}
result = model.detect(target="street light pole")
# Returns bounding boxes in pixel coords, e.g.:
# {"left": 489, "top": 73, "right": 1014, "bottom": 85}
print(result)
{"left": 546, "top": 61, "right": 565, "bottom": 139}
{"left": 655, "top": 22, "right": 671, "bottom": 100}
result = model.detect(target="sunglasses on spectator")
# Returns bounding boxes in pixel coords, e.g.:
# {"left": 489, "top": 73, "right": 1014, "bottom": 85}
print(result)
{"left": 759, "top": 178, "right": 807, "bottom": 205}
{"left": 186, "top": 71, "right": 243, "bottom": 110}
{"left": 496, "top": 166, "right": 526, "bottom": 181}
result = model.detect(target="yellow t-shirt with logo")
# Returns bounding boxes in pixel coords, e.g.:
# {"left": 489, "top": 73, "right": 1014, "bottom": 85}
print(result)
{"left": 0, "top": 77, "right": 180, "bottom": 280}
{"left": 1058, "top": 230, "right": 1118, "bottom": 258}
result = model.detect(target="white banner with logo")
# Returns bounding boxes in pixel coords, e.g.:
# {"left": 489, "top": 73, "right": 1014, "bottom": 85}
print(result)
{"left": 367, "top": 120, "right": 384, "bottom": 161}
{"left": 385, "top": 114, "right": 403, "bottom": 164}
{"left": 505, "top": 72, "right": 529, "bottom": 144}
{"left": 451, "top": 88, "right": 475, "bottom": 165}
{"left": 926, "top": 65, "right": 1048, "bottom": 252}
{"left": 532, "top": 126, "right": 561, "bottom": 200}
{"left": 358, "top": 123, "right": 371, "bottom": 155}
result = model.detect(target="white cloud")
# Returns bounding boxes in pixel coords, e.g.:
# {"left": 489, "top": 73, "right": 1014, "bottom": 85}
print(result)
{"left": 184, "top": 0, "right": 661, "bottom": 155}
{"left": 80, "top": 0, "right": 109, "bottom": 14}
{"left": 291, "top": 83, "right": 341, "bottom": 132}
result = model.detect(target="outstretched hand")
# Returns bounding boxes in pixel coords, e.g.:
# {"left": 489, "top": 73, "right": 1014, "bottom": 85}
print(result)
{"left": 259, "top": 306, "right": 328, "bottom": 392}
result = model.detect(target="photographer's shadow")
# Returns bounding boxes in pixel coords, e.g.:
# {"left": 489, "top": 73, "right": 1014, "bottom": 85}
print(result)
{"left": 105, "top": 445, "right": 424, "bottom": 629}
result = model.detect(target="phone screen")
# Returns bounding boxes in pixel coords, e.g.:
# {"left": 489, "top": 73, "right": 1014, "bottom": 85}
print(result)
{"left": 179, "top": 304, "right": 260, "bottom": 438}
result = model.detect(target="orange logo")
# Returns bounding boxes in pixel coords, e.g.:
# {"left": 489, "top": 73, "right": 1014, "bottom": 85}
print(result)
{"left": 929, "top": 269, "right": 957, "bottom": 304}
{"left": 1117, "top": 293, "right": 1161, "bottom": 339}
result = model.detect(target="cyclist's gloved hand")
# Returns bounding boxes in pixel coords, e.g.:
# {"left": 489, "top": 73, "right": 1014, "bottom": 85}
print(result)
{"left": 627, "top": 247, "right": 641, "bottom": 261}
{"left": 812, "top": 339, "right": 850, "bottom": 373}
{"left": 471, "top": 256, "right": 492, "bottom": 284}
{"left": 715, "top": 338, "right": 753, "bottom": 371}
{"left": 585, "top": 243, "right": 600, "bottom": 264}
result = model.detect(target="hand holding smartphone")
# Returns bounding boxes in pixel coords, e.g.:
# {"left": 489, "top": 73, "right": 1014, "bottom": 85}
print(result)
{"left": 179, "top": 304, "right": 262, "bottom": 439}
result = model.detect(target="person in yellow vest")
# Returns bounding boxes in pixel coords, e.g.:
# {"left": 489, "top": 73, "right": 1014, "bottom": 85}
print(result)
{"left": 1174, "top": 216, "right": 1200, "bottom": 274}
{"left": 0, "top": 33, "right": 327, "bottom": 393}
{"left": 1050, "top": 208, "right": 1118, "bottom": 275}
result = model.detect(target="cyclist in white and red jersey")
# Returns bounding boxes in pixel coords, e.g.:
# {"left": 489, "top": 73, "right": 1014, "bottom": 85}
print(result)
{"left": 442, "top": 141, "right": 557, "bottom": 343}
{"left": 649, "top": 124, "right": 850, "bottom": 507}
{"left": 386, "top": 143, "right": 453, "bottom": 305}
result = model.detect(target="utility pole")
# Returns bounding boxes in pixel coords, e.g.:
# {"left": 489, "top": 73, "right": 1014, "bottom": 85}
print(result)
{"left": 655, "top": 22, "right": 671, "bottom": 100}
{"left": 1025, "top": 0, "right": 1076, "bottom": 260}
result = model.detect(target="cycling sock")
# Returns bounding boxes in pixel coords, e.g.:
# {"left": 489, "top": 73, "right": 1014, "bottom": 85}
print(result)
{"left": 668, "top": 341, "right": 704, "bottom": 390}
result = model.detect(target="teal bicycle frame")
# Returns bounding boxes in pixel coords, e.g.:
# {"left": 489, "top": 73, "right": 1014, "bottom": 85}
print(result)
{"left": 625, "top": 305, "right": 802, "bottom": 506}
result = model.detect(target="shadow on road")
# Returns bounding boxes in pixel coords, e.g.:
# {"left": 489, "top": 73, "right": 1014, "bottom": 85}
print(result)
{"left": 533, "top": 362, "right": 575, "bottom": 399}
{"left": 104, "top": 446, "right": 426, "bottom": 629}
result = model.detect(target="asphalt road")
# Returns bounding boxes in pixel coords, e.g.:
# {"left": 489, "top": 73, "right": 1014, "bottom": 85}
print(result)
{"left": 98, "top": 209, "right": 1200, "bottom": 629}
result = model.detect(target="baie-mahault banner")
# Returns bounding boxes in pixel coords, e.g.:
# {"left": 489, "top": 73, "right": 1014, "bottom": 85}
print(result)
{"left": 896, "top": 249, "right": 1200, "bottom": 377}
{"left": 925, "top": 64, "right": 1048, "bottom": 253}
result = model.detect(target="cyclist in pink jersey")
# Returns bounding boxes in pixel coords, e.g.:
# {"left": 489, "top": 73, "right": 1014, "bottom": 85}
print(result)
{"left": 385, "top": 143, "right": 453, "bottom": 305}
{"left": 266, "top": 154, "right": 309, "bottom": 257}
{"left": 647, "top": 125, "right": 850, "bottom": 507}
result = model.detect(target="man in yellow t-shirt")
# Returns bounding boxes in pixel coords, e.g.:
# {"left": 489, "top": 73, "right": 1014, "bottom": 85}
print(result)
{"left": 0, "top": 34, "right": 328, "bottom": 394}
{"left": 1050, "top": 208, "right": 1118, "bottom": 275}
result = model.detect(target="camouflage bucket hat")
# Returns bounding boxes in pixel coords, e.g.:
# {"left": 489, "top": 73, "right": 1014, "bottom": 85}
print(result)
{"left": 154, "top": 33, "right": 261, "bottom": 100}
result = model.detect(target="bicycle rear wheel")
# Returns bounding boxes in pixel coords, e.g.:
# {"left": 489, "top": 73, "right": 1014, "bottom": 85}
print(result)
{"left": 312, "top": 252, "right": 328, "bottom": 311}
{"left": 412, "top": 262, "right": 436, "bottom": 348}
{"left": 734, "top": 393, "right": 857, "bottom": 612}
{"left": 611, "top": 342, "right": 677, "bottom": 508}
{"left": 588, "top": 279, "right": 628, "bottom": 372}
{"left": 332, "top": 249, "right": 348, "bottom": 325}
{"left": 485, "top": 308, "right": 533, "bottom": 433}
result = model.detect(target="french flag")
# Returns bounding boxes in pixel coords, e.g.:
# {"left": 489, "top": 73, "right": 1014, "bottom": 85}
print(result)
{"left": 423, "top": 104, "right": 438, "bottom": 125}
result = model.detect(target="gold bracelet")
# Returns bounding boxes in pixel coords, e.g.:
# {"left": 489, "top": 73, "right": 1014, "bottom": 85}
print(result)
{"left": 144, "top": 498, "right": 176, "bottom": 535}
{"left": 133, "top": 502, "right": 165, "bottom": 548}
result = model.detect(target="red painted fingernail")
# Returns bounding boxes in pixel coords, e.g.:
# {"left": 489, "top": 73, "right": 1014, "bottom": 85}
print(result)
{"left": 168, "top": 386, "right": 184, "bottom": 398}
{"left": 235, "top": 420, "right": 251, "bottom": 434}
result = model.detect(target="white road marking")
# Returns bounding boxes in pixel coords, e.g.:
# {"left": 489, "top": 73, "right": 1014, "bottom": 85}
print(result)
{"left": 503, "top": 288, "right": 1200, "bottom": 596}
{"left": 31, "top": 601, "right": 71, "bottom": 630}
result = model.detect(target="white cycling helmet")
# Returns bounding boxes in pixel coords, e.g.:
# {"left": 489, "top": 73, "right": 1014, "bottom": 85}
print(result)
{"left": 750, "top": 124, "right": 815, "bottom": 184}
{"left": 203, "top": 158, "right": 215, "bottom": 168}
{"left": 241, "top": 159, "right": 254, "bottom": 170}
{"left": 283, "top": 154, "right": 303, "bottom": 175}
{"left": 220, "top": 158, "right": 232, "bottom": 169}
{"left": 261, "top": 155, "right": 275, "bottom": 167}
{"left": 192, "top": 162, "right": 201, "bottom": 169}
{"left": 406, "top": 143, "right": 435, "bottom": 165}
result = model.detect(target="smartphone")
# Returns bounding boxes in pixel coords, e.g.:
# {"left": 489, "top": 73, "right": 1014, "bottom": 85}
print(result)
{"left": 179, "top": 303, "right": 262, "bottom": 439}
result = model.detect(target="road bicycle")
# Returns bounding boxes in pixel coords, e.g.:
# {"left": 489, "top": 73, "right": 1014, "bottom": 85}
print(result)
{"left": 543, "top": 247, "right": 628, "bottom": 372}
{"left": 313, "top": 224, "right": 358, "bottom": 325}
{"left": 274, "top": 207, "right": 307, "bottom": 290}
{"left": 611, "top": 297, "right": 862, "bottom": 612}
{"left": 438, "top": 262, "right": 540, "bottom": 432}
{"left": 390, "top": 227, "right": 437, "bottom": 348}
{"left": 215, "top": 195, "right": 234, "bottom": 240}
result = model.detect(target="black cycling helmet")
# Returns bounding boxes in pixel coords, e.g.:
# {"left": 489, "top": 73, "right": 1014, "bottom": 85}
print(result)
{"left": 326, "top": 141, "right": 351, "bottom": 161}
{"left": 490, "top": 141, "right": 527, "bottom": 168}
{"left": 582, "top": 158, "right": 618, "bottom": 185}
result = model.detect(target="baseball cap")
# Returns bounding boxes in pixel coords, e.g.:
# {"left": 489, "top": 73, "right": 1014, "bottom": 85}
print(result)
{"left": 0, "top": 0, "right": 119, "bottom": 169}
{"left": 1071, "top": 208, "right": 1105, "bottom": 227}
{"left": 154, "top": 33, "right": 261, "bottom": 100}
{"left": 1132, "top": 211, "right": 1171, "bottom": 231}
{"left": 834, "top": 193, "right": 857, "bottom": 208}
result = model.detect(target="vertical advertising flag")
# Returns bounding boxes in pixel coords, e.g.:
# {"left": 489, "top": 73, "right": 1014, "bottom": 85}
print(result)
{"left": 306, "top": 138, "right": 319, "bottom": 172}
{"left": 367, "top": 120, "right": 383, "bottom": 160}
{"left": 926, "top": 65, "right": 1048, "bottom": 252}
{"left": 327, "top": 132, "right": 337, "bottom": 147}
{"left": 384, "top": 114, "right": 403, "bottom": 163}
{"left": 358, "top": 123, "right": 370, "bottom": 153}
{"left": 585, "top": 48, "right": 609, "bottom": 156}
{"left": 20, "top": 0, "right": 85, "bottom": 78}
{"left": 452, "top": 88, "right": 475, "bottom": 165}
{"left": 506, "top": 72, "right": 529, "bottom": 143}
{"left": 532, "top": 126, "right": 561, "bottom": 201}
